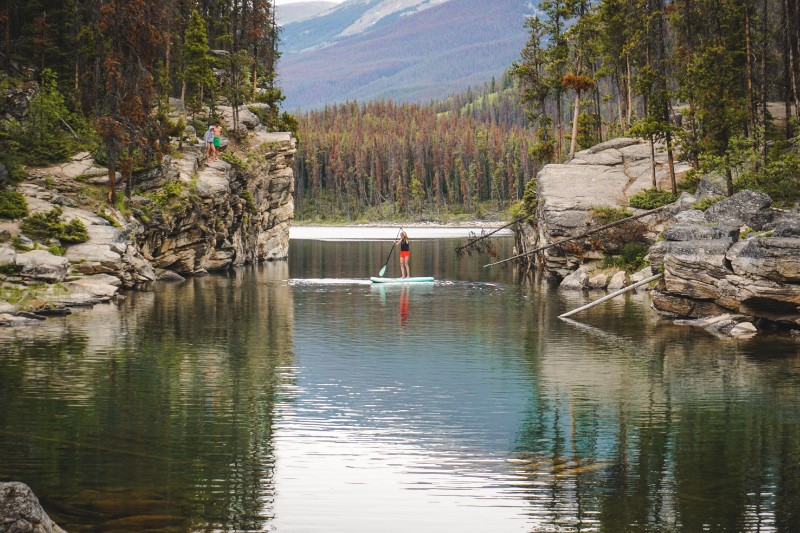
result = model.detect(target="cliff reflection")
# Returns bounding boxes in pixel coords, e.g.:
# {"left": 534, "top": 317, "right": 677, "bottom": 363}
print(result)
{"left": 516, "top": 285, "right": 800, "bottom": 532}
{"left": 0, "top": 262, "right": 294, "bottom": 531}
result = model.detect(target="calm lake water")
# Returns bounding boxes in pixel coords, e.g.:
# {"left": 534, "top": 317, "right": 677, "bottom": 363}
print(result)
{"left": 2, "top": 229, "right": 800, "bottom": 532}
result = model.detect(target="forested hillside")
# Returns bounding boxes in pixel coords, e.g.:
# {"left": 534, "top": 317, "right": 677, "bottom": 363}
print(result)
{"left": 512, "top": 0, "right": 800, "bottom": 204}
{"left": 293, "top": 95, "right": 537, "bottom": 222}
{"left": 294, "top": 0, "right": 800, "bottom": 222}
{"left": 0, "top": 0, "right": 288, "bottom": 202}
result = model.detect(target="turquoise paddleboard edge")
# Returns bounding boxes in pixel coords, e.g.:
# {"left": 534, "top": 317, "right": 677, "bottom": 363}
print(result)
{"left": 370, "top": 277, "right": 435, "bottom": 283}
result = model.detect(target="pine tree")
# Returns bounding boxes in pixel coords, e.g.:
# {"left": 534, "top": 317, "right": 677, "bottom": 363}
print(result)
{"left": 181, "top": 9, "right": 214, "bottom": 117}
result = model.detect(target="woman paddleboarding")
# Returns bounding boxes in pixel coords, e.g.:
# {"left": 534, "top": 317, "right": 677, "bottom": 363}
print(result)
{"left": 395, "top": 230, "right": 410, "bottom": 278}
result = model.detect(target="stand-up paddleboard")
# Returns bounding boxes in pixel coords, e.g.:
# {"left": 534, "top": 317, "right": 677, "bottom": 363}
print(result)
{"left": 370, "top": 276, "right": 434, "bottom": 284}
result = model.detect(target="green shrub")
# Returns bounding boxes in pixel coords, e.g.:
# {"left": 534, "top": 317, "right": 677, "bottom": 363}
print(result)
{"left": 95, "top": 210, "right": 121, "bottom": 228}
{"left": 590, "top": 206, "right": 633, "bottom": 224}
{"left": 628, "top": 188, "right": 678, "bottom": 209}
{"left": 519, "top": 178, "right": 537, "bottom": 219}
{"left": 12, "top": 236, "right": 31, "bottom": 251}
{"left": 0, "top": 189, "right": 28, "bottom": 219}
{"left": 756, "top": 153, "right": 800, "bottom": 207}
{"left": 0, "top": 262, "right": 21, "bottom": 276}
{"left": 601, "top": 241, "right": 650, "bottom": 273}
{"left": 20, "top": 207, "right": 89, "bottom": 244}
{"left": 622, "top": 241, "right": 649, "bottom": 268}
{"left": 47, "top": 244, "right": 66, "bottom": 256}
{"left": 696, "top": 196, "right": 723, "bottom": 211}
{"left": 150, "top": 180, "right": 185, "bottom": 208}
{"left": 60, "top": 218, "right": 89, "bottom": 243}
{"left": 677, "top": 168, "right": 702, "bottom": 193}
{"left": 240, "top": 189, "right": 256, "bottom": 213}
{"left": 220, "top": 151, "right": 247, "bottom": 170}
{"left": 3, "top": 69, "right": 94, "bottom": 166}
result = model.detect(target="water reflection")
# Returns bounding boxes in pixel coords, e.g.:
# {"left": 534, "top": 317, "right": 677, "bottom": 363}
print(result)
{"left": 515, "top": 288, "right": 800, "bottom": 532}
{"left": 0, "top": 238, "right": 799, "bottom": 532}
{"left": 0, "top": 263, "right": 293, "bottom": 532}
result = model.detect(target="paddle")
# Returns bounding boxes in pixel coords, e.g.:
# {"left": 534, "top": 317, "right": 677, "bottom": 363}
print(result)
{"left": 378, "top": 228, "right": 402, "bottom": 277}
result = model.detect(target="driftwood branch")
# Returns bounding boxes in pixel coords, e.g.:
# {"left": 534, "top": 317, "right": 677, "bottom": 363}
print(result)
{"left": 455, "top": 212, "right": 533, "bottom": 255}
{"left": 558, "top": 273, "right": 663, "bottom": 318}
{"left": 483, "top": 205, "right": 667, "bottom": 269}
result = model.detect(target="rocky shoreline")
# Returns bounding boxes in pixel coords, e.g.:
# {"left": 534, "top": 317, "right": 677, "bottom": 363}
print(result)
{"left": 517, "top": 137, "right": 800, "bottom": 337}
{"left": 0, "top": 105, "right": 295, "bottom": 327}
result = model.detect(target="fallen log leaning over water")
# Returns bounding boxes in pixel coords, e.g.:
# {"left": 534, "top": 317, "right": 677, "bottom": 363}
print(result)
{"left": 558, "top": 273, "right": 663, "bottom": 319}
{"left": 483, "top": 205, "right": 667, "bottom": 269}
{"left": 455, "top": 211, "right": 533, "bottom": 257}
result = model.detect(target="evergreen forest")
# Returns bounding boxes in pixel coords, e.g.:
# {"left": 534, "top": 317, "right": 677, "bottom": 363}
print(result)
{"left": 294, "top": 0, "right": 800, "bottom": 222}
{"left": 293, "top": 77, "right": 536, "bottom": 223}
{"left": 0, "top": 0, "right": 290, "bottom": 203}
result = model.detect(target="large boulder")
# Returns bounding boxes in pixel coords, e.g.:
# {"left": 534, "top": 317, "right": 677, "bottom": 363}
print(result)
{"left": 0, "top": 246, "right": 15, "bottom": 268}
{"left": 532, "top": 138, "right": 690, "bottom": 278}
{"left": 695, "top": 172, "right": 728, "bottom": 199}
{"left": 660, "top": 239, "right": 735, "bottom": 300}
{"left": 649, "top": 192, "right": 800, "bottom": 328}
{"left": 704, "top": 189, "right": 774, "bottom": 230}
{"left": 772, "top": 214, "right": 800, "bottom": 237}
{"left": 15, "top": 250, "right": 70, "bottom": 282}
{"left": 0, "top": 481, "right": 66, "bottom": 533}
{"left": 663, "top": 223, "right": 738, "bottom": 242}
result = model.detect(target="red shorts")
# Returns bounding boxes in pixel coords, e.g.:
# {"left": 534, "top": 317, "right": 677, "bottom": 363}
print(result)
{"left": 400, "top": 251, "right": 410, "bottom": 259}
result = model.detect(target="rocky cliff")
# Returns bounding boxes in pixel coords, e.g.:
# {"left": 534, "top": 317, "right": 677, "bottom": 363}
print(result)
{"left": 521, "top": 137, "right": 690, "bottom": 279}
{"left": 649, "top": 189, "right": 800, "bottom": 330}
{"left": 0, "top": 111, "right": 295, "bottom": 325}
{"left": 134, "top": 131, "right": 295, "bottom": 275}
{"left": 518, "top": 136, "right": 800, "bottom": 333}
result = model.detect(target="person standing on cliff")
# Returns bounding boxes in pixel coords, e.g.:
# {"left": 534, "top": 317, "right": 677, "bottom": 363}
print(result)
{"left": 212, "top": 123, "right": 223, "bottom": 161}
{"left": 204, "top": 125, "right": 215, "bottom": 162}
{"left": 395, "top": 230, "right": 410, "bottom": 278}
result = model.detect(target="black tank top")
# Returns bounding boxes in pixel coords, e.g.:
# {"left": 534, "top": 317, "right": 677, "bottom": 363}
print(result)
{"left": 400, "top": 240, "right": 409, "bottom": 252}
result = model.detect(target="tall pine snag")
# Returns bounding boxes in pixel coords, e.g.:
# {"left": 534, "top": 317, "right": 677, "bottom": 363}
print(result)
{"left": 95, "top": 0, "right": 166, "bottom": 203}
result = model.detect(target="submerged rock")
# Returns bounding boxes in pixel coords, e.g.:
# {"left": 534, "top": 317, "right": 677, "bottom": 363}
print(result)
{"left": 674, "top": 314, "right": 758, "bottom": 338}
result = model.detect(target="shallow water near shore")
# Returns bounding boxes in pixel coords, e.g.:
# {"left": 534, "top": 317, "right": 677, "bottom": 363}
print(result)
{"left": 1, "top": 232, "right": 800, "bottom": 532}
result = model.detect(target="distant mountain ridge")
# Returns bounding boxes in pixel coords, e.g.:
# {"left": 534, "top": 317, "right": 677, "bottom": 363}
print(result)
{"left": 280, "top": 0, "right": 450, "bottom": 54}
{"left": 276, "top": 1, "right": 337, "bottom": 26}
{"left": 278, "top": 0, "right": 535, "bottom": 111}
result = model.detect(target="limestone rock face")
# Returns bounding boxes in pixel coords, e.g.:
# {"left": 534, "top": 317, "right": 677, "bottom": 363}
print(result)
{"left": 727, "top": 238, "right": 800, "bottom": 283}
{"left": 0, "top": 246, "right": 15, "bottom": 267}
{"left": 531, "top": 138, "right": 690, "bottom": 278}
{"left": 650, "top": 198, "right": 800, "bottom": 327}
{"left": 65, "top": 224, "right": 156, "bottom": 288}
{"left": 138, "top": 132, "right": 295, "bottom": 273}
{"left": 0, "top": 481, "right": 66, "bottom": 533}
{"left": 663, "top": 223, "right": 738, "bottom": 242}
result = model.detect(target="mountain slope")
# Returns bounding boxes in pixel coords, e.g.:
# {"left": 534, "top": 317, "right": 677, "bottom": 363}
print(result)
{"left": 276, "top": 1, "right": 337, "bottom": 26}
{"left": 280, "top": 0, "right": 449, "bottom": 54}
{"left": 278, "top": 0, "right": 535, "bottom": 110}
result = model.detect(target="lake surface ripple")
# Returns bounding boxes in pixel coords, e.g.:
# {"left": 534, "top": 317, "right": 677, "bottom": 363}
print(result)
{"left": 1, "top": 236, "right": 799, "bottom": 532}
